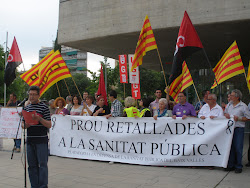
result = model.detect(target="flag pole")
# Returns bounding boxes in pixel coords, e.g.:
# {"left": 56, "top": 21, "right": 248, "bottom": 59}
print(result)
{"left": 123, "top": 83, "right": 125, "bottom": 100}
{"left": 63, "top": 79, "right": 71, "bottom": 96}
{"left": 4, "top": 32, "right": 8, "bottom": 107}
{"left": 71, "top": 77, "right": 84, "bottom": 101}
{"left": 156, "top": 48, "right": 168, "bottom": 87}
{"left": 56, "top": 83, "right": 61, "bottom": 97}
{"left": 242, "top": 70, "right": 250, "bottom": 94}
{"left": 192, "top": 83, "right": 201, "bottom": 106}
{"left": 202, "top": 48, "right": 219, "bottom": 87}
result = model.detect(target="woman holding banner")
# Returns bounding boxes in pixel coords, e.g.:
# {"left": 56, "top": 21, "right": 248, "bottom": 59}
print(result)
{"left": 70, "top": 95, "right": 83, "bottom": 116}
{"left": 153, "top": 98, "right": 172, "bottom": 120}
{"left": 81, "top": 95, "right": 96, "bottom": 116}
{"left": 93, "top": 96, "right": 110, "bottom": 116}
{"left": 54, "top": 97, "right": 69, "bottom": 115}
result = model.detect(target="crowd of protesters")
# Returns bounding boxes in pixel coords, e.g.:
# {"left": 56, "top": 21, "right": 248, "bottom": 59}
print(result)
{"left": 3, "top": 87, "right": 250, "bottom": 176}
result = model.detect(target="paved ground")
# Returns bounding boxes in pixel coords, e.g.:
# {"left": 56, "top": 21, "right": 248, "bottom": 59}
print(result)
{"left": 0, "top": 136, "right": 249, "bottom": 188}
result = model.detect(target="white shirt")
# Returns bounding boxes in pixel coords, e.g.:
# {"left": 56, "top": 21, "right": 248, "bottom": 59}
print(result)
{"left": 225, "top": 101, "right": 250, "bottom": 127}
{"left": 198, "top": 103, "right": 224, "bottom": 118}
{"left": 82, "top": 104, "right": 96, "bottom": 116}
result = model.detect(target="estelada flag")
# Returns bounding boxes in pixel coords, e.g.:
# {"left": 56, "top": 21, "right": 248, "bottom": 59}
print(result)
{"left": 211, "top": 41, "right": 245, "bottom": 89}
{"left": 97, "top": 65, "right": 108, "bottom": 105}
{"left": 37, "top": 50, "right": 72, "bottom": 96}
{"left": 169, "top": 11, "right": 203, "bottom": 84}
{"left": 4, "top": 37, "right": 23, "bottom": 86}
{"left": 131, "top": 15, "right": 157, "bottom": 71}
{"left": 20, "top": 50, "right": 54, "bottom": 86}
{"left": 247, "top": 61, "right": 250, "bottom": 92}
{"left": 169, "top": 61, "right": 194, "bottom": 102}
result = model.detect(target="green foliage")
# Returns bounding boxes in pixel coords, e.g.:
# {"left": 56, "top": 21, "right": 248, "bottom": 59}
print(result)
{"left": 41, "top": 73, "right": 92, "bottom": 100}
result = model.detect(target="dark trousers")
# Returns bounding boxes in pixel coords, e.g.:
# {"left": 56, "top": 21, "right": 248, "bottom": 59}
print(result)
{"left": 228, "top": 127, "right": 244, "bottom": 169}
{"left": 27, "top": 143, "right": 48, "bottom": 188}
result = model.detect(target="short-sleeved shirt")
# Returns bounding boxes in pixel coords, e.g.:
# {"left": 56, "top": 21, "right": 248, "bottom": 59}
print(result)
{"left": 93, "top": 105, "right": 110, "bottom": 116}
{"left": 7, "top": 100, "right": 21, "bottom": 107}
{"left": 194, "top": 100, "right": 206, "bottom": 111}
{"left": 225, "top": 101, "right": 250, "bottom": 128}
{"left": 172, "top": 102, "right": 196, "bottom": 117}
{"left": 23, "top": 102, "right": 51, "bottom": 144}
{"left": 198, "top": 103, "right": 224, "bottom": 118}
{"left": 149, "top": 100, "right": 160, "bottom": 116}
{"left": 70, "top": 106, "right": 83, "bottom": 116}
{"left": 82, "top": 104, "right": 96, "bottom": 116}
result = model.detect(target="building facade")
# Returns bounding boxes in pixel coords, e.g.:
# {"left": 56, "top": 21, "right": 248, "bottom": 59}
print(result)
{"left": 39, "top": 46, "right": 87, "bottom": 75}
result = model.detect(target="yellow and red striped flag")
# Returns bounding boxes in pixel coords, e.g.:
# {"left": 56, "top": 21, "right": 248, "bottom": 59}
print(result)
{"left": 169, "top": 61, "right": 194, "bottom": 102}
{"left": 247, "top": 61, "right": 250, "bottom": 92}
{"left": 131, "top": 15, "right": 157, "bottom": 71}
{"left": 38, "top": 50, "right": 72, "bottom": 96}
{"left": 211, "top": 41, "right": 245, "bottom": 89}
{"left": 20, "top": 50, "right": 54, "bottom": 86}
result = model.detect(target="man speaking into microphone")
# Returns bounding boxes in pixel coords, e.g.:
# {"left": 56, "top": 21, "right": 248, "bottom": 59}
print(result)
{"left": 22, "top": 86, "right": 51, "bottom": 188}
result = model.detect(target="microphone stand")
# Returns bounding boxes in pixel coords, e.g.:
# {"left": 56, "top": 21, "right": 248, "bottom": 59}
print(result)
{"left": 10, "top": 104, "right": 27, "bottom": 188}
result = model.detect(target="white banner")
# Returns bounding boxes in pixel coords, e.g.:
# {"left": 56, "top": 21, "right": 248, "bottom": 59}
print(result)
{"left": 128, "top": 54, "right": 140, "bottom": 84}
{"left": 50, "top": 115, "right": 235, "bottom": 167}
{"left": 0, "top": 107, "right": 22, "bottom": 139}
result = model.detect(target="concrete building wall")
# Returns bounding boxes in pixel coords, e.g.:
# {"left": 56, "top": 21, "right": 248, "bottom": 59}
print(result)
{"left": 59, "top": 0, "right": 250, "bottom": 43}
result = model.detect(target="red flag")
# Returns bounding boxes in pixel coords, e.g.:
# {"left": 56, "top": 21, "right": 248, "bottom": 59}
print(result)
{"left": 97, "top": 66, "right": 108, "bottom": 105}
{"left": 169, "top": 11, "right": 203, "bottom": 84}
{"left": 119, "top": 55, "right": 128, "bottom": 83}
{"left": 131, "top": 83, "right": 141, "bottom": 99}
{"left": 4, "top": 37, "right": 23, "bottom": 86}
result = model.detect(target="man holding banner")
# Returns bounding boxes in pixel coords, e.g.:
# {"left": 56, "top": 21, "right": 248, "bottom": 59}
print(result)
{"left": 198, "top": 94, "right": 224, "bottom": 119}
{"left": 22, "top": 86, "right": 51, "bottom": 187}
{"left": 172, "top": 92, "right": 196, "bottom": 119}
{"left": 224, "top": 89, "right": 250, "bottom": 173}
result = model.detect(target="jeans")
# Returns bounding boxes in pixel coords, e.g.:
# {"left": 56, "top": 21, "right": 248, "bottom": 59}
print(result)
{"left": 27, "top": 143, "right": 48, "bottom": 188}
{"left": 228, "top": 127, "right": 244, "bottom": 169}
{"left": 14, "top": 139, "right": 21, "bottom": 149}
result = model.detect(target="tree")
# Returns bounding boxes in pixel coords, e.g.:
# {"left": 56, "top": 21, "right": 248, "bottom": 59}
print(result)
{"left": 41, "top": 73, "right": 92, "bottom": 100}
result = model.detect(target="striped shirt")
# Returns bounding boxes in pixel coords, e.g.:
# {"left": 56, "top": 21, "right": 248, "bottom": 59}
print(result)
{"left": 23, "top": 102, "right": 51, "bottom": 144}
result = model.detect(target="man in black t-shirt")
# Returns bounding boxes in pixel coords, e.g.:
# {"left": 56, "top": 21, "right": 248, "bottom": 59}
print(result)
{"left": 22, "top": 86, "right": 51, "bottom": 188}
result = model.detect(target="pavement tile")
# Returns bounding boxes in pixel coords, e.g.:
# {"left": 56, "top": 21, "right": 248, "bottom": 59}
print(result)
{"left": 0, "top": 138, "right": 249, "bottom": 188}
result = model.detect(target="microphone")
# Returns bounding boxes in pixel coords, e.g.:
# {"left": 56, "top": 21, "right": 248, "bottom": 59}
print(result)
{"left": 17, "top": 98, "right": 28, "bottom": 107}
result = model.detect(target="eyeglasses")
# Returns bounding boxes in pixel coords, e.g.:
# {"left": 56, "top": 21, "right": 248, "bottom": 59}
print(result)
{"left": 29, "top": 93, "right": 39, "bottom": 96}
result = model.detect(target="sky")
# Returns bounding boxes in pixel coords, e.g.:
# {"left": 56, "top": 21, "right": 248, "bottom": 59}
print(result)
{"left": 0, "top": 0, "right": 115, "bottom": 78}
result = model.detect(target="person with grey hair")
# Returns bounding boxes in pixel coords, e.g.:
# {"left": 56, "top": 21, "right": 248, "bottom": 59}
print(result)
{"left": 198, "top": 94, "right": 223, "bottom": 119}
{"left": 65, "top": 95, "right": 73, "bottom": 113}
{"left": 123, "top": 96, "right": 139, "bottom": 117}
{"left": 48, "top": 99, "right": 56, "bottom": 115}
{"left": 153, "top": 98, "right": 172, "bottom": 120}
{"left": 224, "top": 89, "right": 250, "bottom": 173}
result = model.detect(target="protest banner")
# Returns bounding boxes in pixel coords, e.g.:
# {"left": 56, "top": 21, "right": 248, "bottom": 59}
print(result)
{"left": 50, "top": 115, "right": 234, "bottom": 167}
{"left": 0, "top": 107, "right": 22, "bottom": 139}
{"left": 119, "top": 55, "right": 128, "bottom": 83}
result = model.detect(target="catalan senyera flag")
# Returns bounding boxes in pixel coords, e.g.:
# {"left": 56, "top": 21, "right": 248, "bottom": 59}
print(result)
{"left": 169, "top": 61, "right": 194, "bottom": 102}
{"left": 131, "top": 15, "right": 157, "bottom": 71}
{"left": 38, "top": 50, "right": 72, "bottom": 96}
{"left": 211, "top": 41, "right": 245, "bottom": 89}
{"left": 20, "top": 50, "right": 54, "bottom": 86}
{"left": 246, "top": 61, "right": 250, "bottom": 92}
